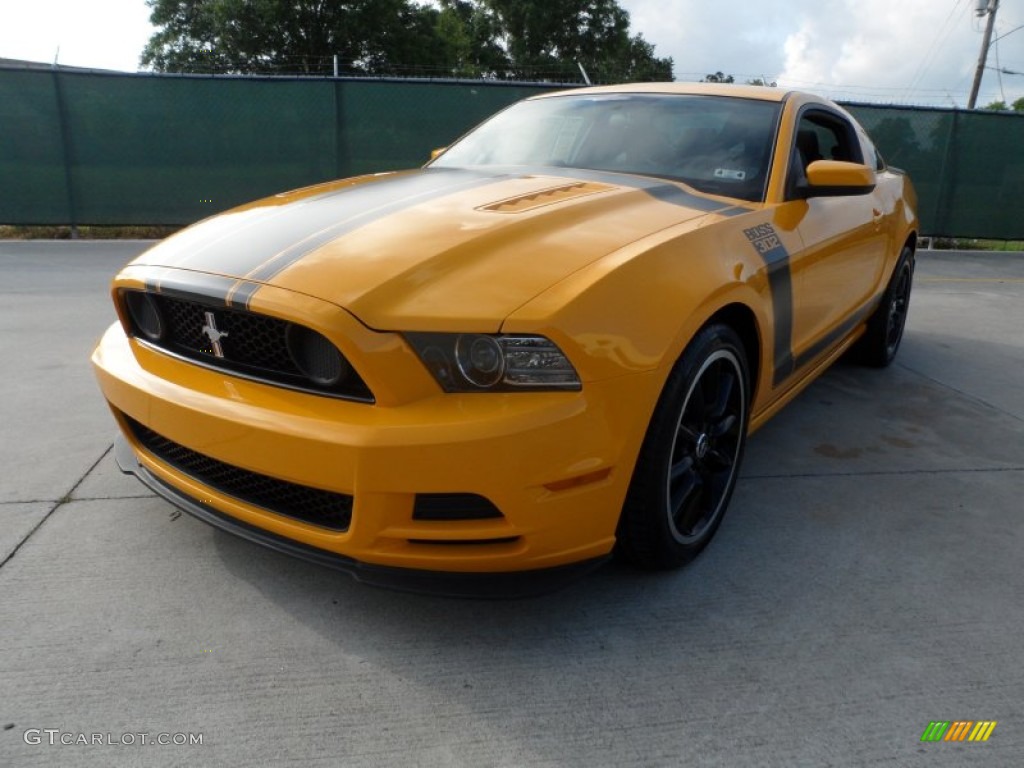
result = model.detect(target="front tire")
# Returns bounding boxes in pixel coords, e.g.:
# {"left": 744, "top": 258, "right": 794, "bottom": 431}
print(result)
{"left": 617, "top": 324, "right": 750, "bottom": 569}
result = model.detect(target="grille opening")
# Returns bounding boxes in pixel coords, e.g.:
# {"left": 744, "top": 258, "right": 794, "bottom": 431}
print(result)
{"left": 412, "top": 493, "right": 504, "bottom": 521}
{"left": 120, "top": 290, "right": 373, "bottom": 402}
{"left": 124, "top": 291, "right": 163, "bottom": 341}
{"left": 286, "top": 324, "right": 347, "bottom": 385}
{"left": 121, "top": 413, "right": 352, "bottom": 531}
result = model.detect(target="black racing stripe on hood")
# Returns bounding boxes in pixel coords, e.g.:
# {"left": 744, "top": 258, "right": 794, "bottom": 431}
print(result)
{"left": 476, "top": 166, "right": 753, "bottom": 215}
{"left": 241, "top": 169, "right": 511, "bottom": 284}
{"left": 146, "top": 272, "right": 238, "bottom": 305}
{"left": 142, "top": 270, "right": 262, "bottom": 309}
{"left": 643, "top": 183, "right": 749, "bottom": 215}
{"left": 228, "top": 280, "right": 262, "bottom": 310}
{"left": 160, "top": 168, "right": 506, "bottom": 280}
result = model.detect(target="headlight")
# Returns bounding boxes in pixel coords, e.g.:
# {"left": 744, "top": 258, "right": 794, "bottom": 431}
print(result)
{"left": 405, "top": 333, "right": 581, "bottom": 392}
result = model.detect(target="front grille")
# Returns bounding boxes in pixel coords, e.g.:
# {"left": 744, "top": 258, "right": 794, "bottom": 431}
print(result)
{"left": 160, "top": 294, "right": 300, "bottom": 374}
{"left": 123, "top": 414, "right": 352, "bottom": 531}
{"left": 122, "top": 290, "right": 373, "bottom": 402}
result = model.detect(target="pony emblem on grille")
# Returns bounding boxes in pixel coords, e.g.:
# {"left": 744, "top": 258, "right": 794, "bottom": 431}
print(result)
{"left": 201, "top": 311, "right": 229, "bottom": 357}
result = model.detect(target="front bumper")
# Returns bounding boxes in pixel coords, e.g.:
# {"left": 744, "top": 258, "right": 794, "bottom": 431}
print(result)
{"left": 93, "top": 322, "right": 662, "bottom": 590}
{"left": 114, "top": 435, "right": 607, "bottom": 598}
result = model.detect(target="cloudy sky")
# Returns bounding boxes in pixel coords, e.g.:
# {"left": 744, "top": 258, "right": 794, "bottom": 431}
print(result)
{"left": 1, "top": 0, "right": 1022, "bottom": 107}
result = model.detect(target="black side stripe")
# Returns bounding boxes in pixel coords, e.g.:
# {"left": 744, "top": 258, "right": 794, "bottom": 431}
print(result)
{"left": 751, "top": 231, "right": 880, "bottom": 386}
{"left": 766, "top": 255, "right": 795, "bottom": 386}
{"left": 791, "top": 299, "right": 877, "bottom": 371}
{"left": 744, "top": 224, "right": 795, "bottom": 387}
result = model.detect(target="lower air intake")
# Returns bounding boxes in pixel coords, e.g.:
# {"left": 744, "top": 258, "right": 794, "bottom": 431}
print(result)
{"left": 413, "top": 493, "right": 504, "bottom": 521}
{"left": 122, "top": 414, "right": 352, "bottom": 531}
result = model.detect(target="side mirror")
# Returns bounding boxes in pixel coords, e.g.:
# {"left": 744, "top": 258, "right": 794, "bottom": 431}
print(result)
{"left": 798, "top": 160, "right": 876, "bottom": 198}
{"left": 429, "top": 147, "right": 448, "bottom": 161}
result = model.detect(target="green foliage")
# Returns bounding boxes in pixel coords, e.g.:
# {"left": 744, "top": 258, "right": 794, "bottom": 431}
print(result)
{"left": 142, "top": 0, "right": 439, "bottom": 75}
{"left": 701, "top": 71, "right": 734, "bottom": 83}
{"left": 0, "top": 225, "right": 182, "bottom": 239}
{"left": 141, "top": 0, "right": 673, "bottom": 82}
{"left": 868, "top": 117, "right": 918, "bottom": 164}
{"left": 481, "top": 0, "right": 671, "bottom": 81}
{"left": 699, "top": 73, "right": 779, "bottom": 87}
{"left": 981, "top": 98, "right": 1024, "bottom": 112}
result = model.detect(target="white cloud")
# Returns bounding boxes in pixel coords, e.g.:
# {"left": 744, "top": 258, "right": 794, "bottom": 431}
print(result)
{"left": 0, "top": 0, "right": 153, "bottom": 71}
{"left": 618, "top": 0, "right": 1024, "bottom": 106}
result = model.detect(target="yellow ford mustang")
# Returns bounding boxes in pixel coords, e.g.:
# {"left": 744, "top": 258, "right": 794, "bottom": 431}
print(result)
{"left": 92, "top": 83, "right": 917, "bottom": 596}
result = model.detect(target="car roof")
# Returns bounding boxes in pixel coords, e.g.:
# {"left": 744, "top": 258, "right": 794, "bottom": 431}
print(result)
{"left": 530, "top": 82, "right": 794, "bottom": 103}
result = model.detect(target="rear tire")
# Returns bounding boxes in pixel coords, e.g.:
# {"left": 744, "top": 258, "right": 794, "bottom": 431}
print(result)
{"left": 617, "top": 324, "right": 750, "bottom": 569}
{"left": 856, "top": 246, "right": 914, "bottom": 367}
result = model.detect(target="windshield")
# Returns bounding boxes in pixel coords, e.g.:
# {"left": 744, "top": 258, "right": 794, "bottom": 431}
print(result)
{"left": 431, "top": 93, "right": 782, "bottom": 202}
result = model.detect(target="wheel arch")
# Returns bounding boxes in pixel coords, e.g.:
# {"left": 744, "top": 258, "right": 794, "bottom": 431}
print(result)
{"left": 703, "top": 302, "right": 762, "bottom": 406}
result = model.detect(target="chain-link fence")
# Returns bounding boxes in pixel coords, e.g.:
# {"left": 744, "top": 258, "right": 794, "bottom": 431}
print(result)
{"left": 2, "top": 65, "right": 1022, "bottom": 237}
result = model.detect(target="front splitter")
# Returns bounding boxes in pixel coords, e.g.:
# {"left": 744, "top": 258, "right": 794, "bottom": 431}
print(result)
{"left": 114, "top": 434, "right": 608, "bottom": 599}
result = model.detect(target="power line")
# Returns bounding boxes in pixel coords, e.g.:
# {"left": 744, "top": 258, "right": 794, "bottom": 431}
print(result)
{"left": 992, "top": 22, "right": 1024, "bottom": 42}
{"left": 904, "top": 0, "right": 970, "bottom": 100}
{"left": 995, "top": 35, "right": 1007, "bottom": 102}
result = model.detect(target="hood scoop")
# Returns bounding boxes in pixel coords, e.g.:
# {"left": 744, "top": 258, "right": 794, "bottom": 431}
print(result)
{"left": 477, "top": 181, "right": 615, "bottom": 214}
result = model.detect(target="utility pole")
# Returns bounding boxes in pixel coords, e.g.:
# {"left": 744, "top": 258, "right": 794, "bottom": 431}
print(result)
{"left": 968, "top": 0, "right": 1000, "bottom": 109}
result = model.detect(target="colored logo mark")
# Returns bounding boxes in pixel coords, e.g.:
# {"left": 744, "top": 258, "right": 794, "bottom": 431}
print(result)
{"left": 921, "top": 721, "right": 997, "bottom": 742}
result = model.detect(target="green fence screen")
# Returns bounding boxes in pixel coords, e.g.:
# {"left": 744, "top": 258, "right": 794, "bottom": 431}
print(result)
{"left": 846, "top": 104, "right": 1024, "bottom": 239}
{"left": 2, "top": 65, "right": 1022, "bottom": 237}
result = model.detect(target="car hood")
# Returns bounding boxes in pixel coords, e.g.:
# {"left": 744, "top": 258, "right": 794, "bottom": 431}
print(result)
{"left": 132, "top": 167, "right": 745, "bottom": 331}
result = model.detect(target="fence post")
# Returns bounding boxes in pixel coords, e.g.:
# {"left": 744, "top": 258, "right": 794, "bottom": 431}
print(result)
{"left": 51, "top": 67, "right": 79, "bottom": 237}
{"left": 333, "top": 80, "right": 350, "bottom": 180}
{"left": 933, "top": 110, "right": 959, "bottom": 239}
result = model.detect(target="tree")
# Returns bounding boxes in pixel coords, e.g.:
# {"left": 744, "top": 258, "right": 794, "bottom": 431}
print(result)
{"left": 142, "top": 0, "right": 450, "bottom": 75}
{"left": 482, "top": 0, "right": 672, "bottom": 81}
{"left": 433, "top": 0, "right": 511, "bottom": 77}
{"left": 984, "top": 100, "right": 1008, "bottom": 111}
{"left": 868, "top": 117, "right": 919, "bottom": 167}
{"left": 1014, "top": 96, "right": 1024, "bottom": 112}
{"left": 141, "top": 0, "right": 672, "bottom": 82}
{"left": 701, "top": 71, "right": 734, "bottom": 83}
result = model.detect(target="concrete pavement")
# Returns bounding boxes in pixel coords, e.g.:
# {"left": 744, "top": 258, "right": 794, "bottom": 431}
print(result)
{"left": 1, "top": 242, "right": 1022, "bottom": 766}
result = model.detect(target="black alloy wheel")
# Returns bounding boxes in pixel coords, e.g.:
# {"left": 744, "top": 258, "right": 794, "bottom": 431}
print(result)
{"left": 857, "top": 246, "right": 915, "bottom": 367}
{"left": 618, "top": 323, "right": 750, "bottom": 569}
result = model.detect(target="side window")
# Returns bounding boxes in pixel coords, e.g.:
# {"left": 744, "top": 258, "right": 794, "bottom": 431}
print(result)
{"left": 856, "top": 126, "right": 886, "bottom": 171}
{"left": 867, "top": 140, "right": 886, "bottom": 171}
{"left": 788, "top": 110, "right": 863, "bottom": 198}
